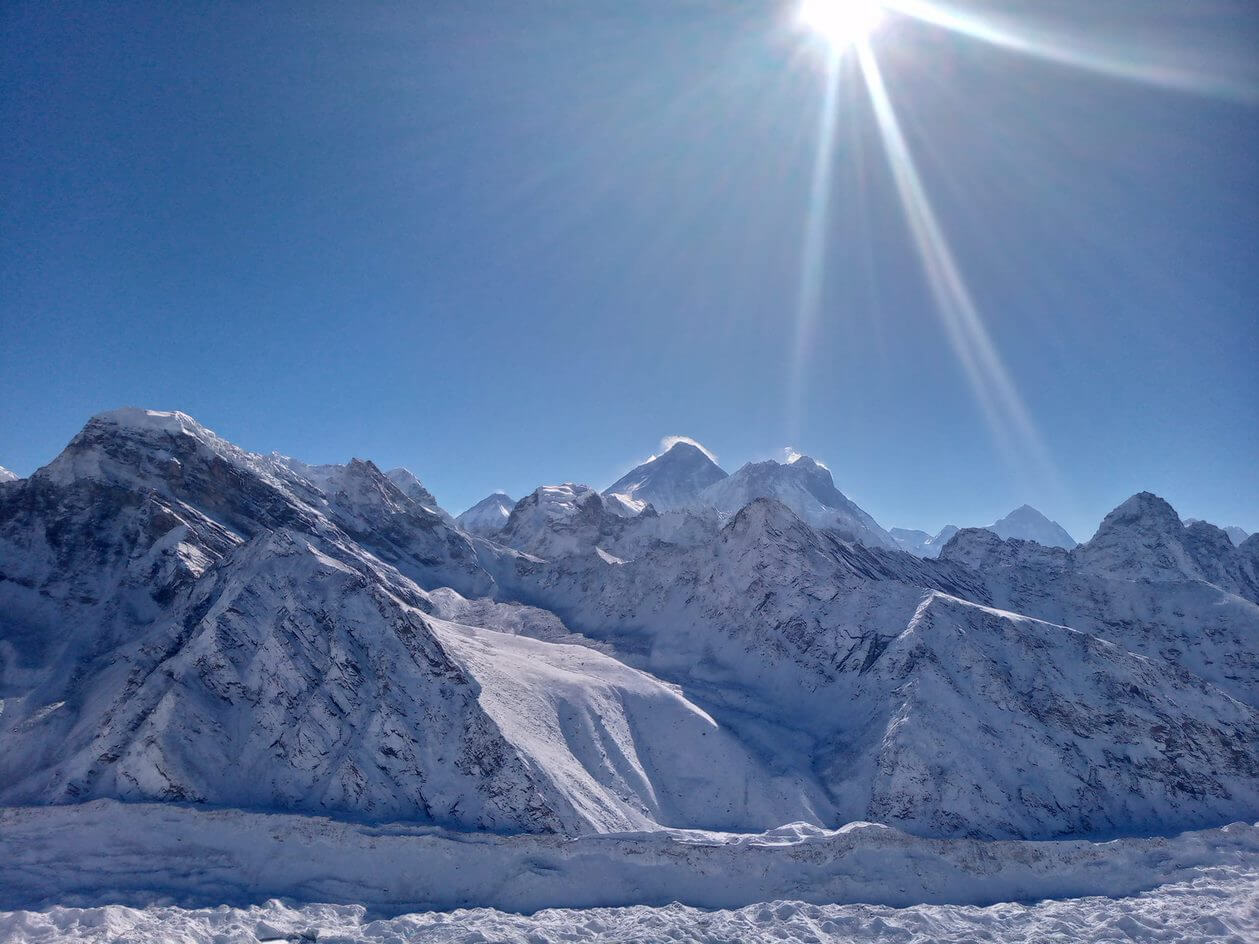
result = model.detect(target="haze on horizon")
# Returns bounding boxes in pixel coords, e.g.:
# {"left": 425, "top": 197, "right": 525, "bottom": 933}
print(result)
{"left": 1, "top": 0, "right": 1256, "bottom": 541}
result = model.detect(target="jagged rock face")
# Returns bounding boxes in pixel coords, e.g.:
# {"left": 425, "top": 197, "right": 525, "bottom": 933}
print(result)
{"left": 1073, "top": 493, "right": 1258, "bottom": 602}
{"left": 938, "top": 500, "right": 1259, "bottom": 708}
{"left": 939, "top": 528, "right": 1072, "bottom": 573}
{"left": 510, "top": 500, "right": 990, "bottom": 709}
{"left": 1185, "top": 519, "right": 1250, "bottom": 547}
{"left": 839, "top": 594, "right": 1259, "bottom": 839}
{"left": 506, "top": 501, "right": 1259, "bottom": 838}
{"left": 700, "top": 457, "right": 898, "bottom": 550}
{"left": 495, "top": 483, "right": 717, "bottom": 563}
{"left": 384, "top": 467, "right": 454, "bottom": 524}
{"left": 603, "top": 441, "right": 727, "bottom": 512}
{"left": 0, "top": 530, "right": 567, "bottom": 831}
{"left": 498, "top": 484, "right": 629, "bottom": 559}
{"left": 456, "top": 492, "right": 516, "bottom": 537}
{"left": 315, "top": 459, "right": 492, "bottom": 597}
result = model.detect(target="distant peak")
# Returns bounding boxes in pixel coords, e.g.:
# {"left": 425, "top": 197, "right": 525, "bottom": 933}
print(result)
{"left": 783, "top": 448, "right": 828, "bottom": 471}
{"left": 658, "top": 436, "right": 718, "bottom": 464}
{"left": 988, "top": 503, "right": 1076, "bottom": 549}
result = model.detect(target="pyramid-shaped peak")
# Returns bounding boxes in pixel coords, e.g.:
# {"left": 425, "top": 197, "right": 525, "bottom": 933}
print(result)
{"left": 1099, "top": 492, "right": 1183, "bottom": 532}
{"left": 603, "top": 438, "right": 727, "bottom": 512}
{"left": 661, "top": 439, "right": 713, "bottom": 460}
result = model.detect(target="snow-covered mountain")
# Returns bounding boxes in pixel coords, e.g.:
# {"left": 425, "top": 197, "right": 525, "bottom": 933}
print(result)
{"left": 456, "top": 492, "right": 516, "bottom": 536}
{"left": 1, "top": 408, "right": 1257, "bottom": 846}
{"left": 889, "top": 527, "right": 931, "bottom": 552}
{"left": 1185, "top": 518, "right": 1250, "bottom": 547}
{"left": 0, "top": 465, "right": 18, "bottom": 483}
{"left": 988, "top": 504, "right": 1076, "bottom": 548}
{"left": 0, "top": 411, "right": 820, "bottom": 834}
{"left": 506, "top": 497, "right": 1259, "bottom": 837}
{"left": 1073, "top": 492, "right": 1258, "bottom": 597}
{"left": 893, "top": 506, "right": 1073, "bottom": 559}
{"left": 700, "top": 455, "right": 898, "bottom": 550}
{"left": 384, "top": 466, "right": 454, "bottom": 523}
{"left": 938, "top": 499, "right": 1259, "bottom": 709}
{"left": 891, "top": 524, "right": 958, "bottom": 557}
{"left": 603, "top": 439, "right": 727, "bottom": 511}
{"left": 495, "top": 482, "right": 716, "bottom": 562}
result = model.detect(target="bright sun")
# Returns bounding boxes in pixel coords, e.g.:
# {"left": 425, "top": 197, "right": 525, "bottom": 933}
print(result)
{"left": 798, "top": 0, "right": 884, "bottom": 50}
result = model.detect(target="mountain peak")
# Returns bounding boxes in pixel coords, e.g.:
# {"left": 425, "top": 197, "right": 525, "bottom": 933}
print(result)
{"left": 723, "top": 497, "right": 816, "bottom": 545}
{"left": 1096, "top": 491, "right": 1182, "bottom": 535}
{"left": 89, "top": 407, "right": 207, "bottom": 436}
{"left": 786, "top": 453, "right": 822, "bottom": 469}
{"left": 603, "top": 438, "right": 727, "bottom": 512}
{"left": 988, "top": 504, "right": 1076, "bottom": 549}
{"left": 455, "top": 492, "right": 516, "bottom": 537}
{"left": 384, "top": 466, "right": 449, "bottom": 521}
{"left": 661, "top": 439, "right": 708, "bottom": 461}
{"left": 702, "top": 457, "right": 897, "bottom": 550}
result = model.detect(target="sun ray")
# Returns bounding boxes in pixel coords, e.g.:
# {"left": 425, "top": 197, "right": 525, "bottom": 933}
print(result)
{"left": 786, "top": 47, "right": 843, "bottom": 442}
{"left": 884, "top": 0, "right": 1259, "bottom": 102}
{"left": 855, "top": 38, "right": 1062, "bottom": 490}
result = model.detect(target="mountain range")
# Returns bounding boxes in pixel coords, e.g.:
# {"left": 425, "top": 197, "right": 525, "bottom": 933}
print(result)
{"left": 0, "top": 409, "right": 1256, "bottom": 842}
{"left": 891, "top": 506, "right": 1076, "bottom": 558}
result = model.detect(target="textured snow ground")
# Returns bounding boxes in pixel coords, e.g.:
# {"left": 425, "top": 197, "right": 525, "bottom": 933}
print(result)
{"left": 3, "top": 803, "right": 1258, "bottom": 919}
{"left": 2, "top": 863, "right": 1255, "bottom": 943}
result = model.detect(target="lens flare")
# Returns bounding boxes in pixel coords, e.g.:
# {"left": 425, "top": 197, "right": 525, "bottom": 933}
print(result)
{"left": 799, "top": 0, "right": 885, "bottom": 51}
{"left": 786, "top": 47, "right": 843, "bottom": 442}
{"left": 855, "top": 38, "right": 1059, "bottom": 486}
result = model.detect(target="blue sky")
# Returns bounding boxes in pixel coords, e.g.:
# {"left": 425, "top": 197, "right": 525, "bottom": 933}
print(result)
{"left": 2, "top": 1, "right": 1256, "bottom": 540}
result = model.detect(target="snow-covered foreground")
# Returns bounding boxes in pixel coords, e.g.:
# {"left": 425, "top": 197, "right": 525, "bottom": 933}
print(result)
{"left": 2, "top": 803, "right": 1258, "bottom": 919}
{"left": 3, "top": 864, "right": 1256, "bottom": 943}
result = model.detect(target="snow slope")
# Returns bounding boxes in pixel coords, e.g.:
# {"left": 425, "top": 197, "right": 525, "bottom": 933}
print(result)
{"left": 0, "top": 466, "right": 19, "bottom": 483}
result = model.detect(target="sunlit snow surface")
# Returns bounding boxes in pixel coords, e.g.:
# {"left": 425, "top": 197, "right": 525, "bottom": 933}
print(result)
{"left": 3, "top": 866, "right": 1256, "bottom": 943}
{"left": 1, "top": 804, "right": 1257, "bottom": 942}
